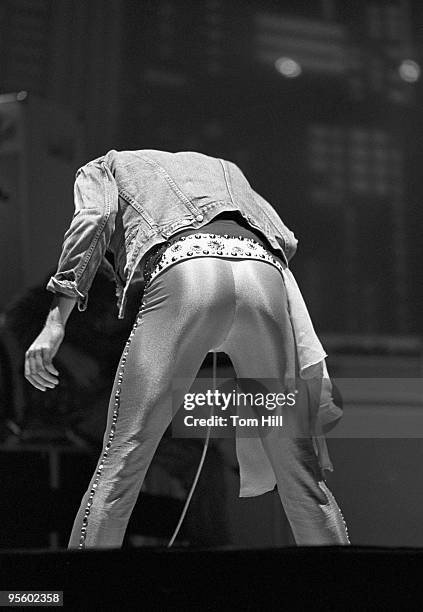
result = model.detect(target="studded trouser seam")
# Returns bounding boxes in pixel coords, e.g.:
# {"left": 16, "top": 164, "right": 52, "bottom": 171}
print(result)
{"left": 78, "top": 300, "right": 147, "bottom": 548}
{"left": 318, "top": 480, "right": 351, "bottom": 544}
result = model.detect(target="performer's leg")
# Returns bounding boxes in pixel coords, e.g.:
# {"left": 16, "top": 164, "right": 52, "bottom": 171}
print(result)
{"left": 218, "top": 259, "right": 349, "bottom": 545}
{"left": 68, "top": 258, "right": 236, "bottom": 549}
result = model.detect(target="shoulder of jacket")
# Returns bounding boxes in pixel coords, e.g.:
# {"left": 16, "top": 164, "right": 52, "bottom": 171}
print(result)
{"left": 219, "top": 156, "right": 243, "bottom": 172}
{"left": 100, "top": 149, "right": 159, "bottom": 173}
{"left": 75, "top": 155, "right": 106, "bottom": 178}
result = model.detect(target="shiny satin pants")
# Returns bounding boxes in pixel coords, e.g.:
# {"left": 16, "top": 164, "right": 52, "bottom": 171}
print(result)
{"left": 68, "top": 256, "right": 350, "bottom": 548}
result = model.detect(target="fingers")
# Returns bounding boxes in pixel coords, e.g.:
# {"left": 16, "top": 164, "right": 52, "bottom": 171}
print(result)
{"left": 24, "top": 347, "right": 59, "bottom": 391}
{"left": 44, "top": 360, "right": 59, "bottom": 376}
{"left": 39, "top": 349, "right": 60, "bottom": 384}
{"left": 29, "top": 372, "right": 54, "bottom": 392}
{"left": 31, "top": 351, "right": 58, "bottom": 385}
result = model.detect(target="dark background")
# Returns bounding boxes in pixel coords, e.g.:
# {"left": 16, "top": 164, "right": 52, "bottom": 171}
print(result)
{"left": 0, "top": 0, "right": 423, "bottom": 550}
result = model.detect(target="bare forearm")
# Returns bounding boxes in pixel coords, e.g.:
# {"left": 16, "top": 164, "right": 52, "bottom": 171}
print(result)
{"left": 46, "top": 294, "right": 77, "bottom": 328}
{"left": 25, "top": 293, "right": 72, "bottom": 391}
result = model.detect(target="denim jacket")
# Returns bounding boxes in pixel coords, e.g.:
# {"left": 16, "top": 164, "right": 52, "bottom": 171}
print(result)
{"left": 47, "top": 149, "right": 298, "bottom": 319}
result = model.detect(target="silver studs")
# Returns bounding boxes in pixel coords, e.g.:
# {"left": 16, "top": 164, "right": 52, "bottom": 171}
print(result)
{"left": 79, "top": 300, "right": 144, "bottom": 549}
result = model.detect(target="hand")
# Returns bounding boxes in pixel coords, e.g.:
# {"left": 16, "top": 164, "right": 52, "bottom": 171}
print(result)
{"left": 24, "top": 322, "right": 65, "bottom": 391}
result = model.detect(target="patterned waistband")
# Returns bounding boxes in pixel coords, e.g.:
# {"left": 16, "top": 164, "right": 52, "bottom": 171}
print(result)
{"left": 143, "top": 233, "right": 286, "bottom": 288}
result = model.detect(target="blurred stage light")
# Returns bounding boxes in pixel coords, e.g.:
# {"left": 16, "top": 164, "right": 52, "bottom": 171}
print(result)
{"left": 274, "top": 57, "right": 302, "bottom": 78}
{"left": 399, "top": 59, "right": 420, "bottom": 83}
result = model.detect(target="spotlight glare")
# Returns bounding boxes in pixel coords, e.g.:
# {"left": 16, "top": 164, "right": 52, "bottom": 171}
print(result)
{"left": 399, "top": 59, "right": 420, "bottom": 83}
{"left": 274, "top": 57, "right": 302, "bottom": 78}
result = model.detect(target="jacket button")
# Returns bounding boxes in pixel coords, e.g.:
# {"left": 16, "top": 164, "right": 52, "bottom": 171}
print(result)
{"left": 195, "top": 214, "right": 204, "bottom": 222}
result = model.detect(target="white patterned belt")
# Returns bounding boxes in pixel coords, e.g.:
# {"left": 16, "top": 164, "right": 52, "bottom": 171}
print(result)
{"left": 143, "top": 233, "right": 286, "bottom": 288}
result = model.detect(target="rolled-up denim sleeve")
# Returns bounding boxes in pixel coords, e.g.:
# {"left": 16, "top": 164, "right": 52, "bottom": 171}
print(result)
{"left": 46, "top": 160, "right": 118, "bottom": 312}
